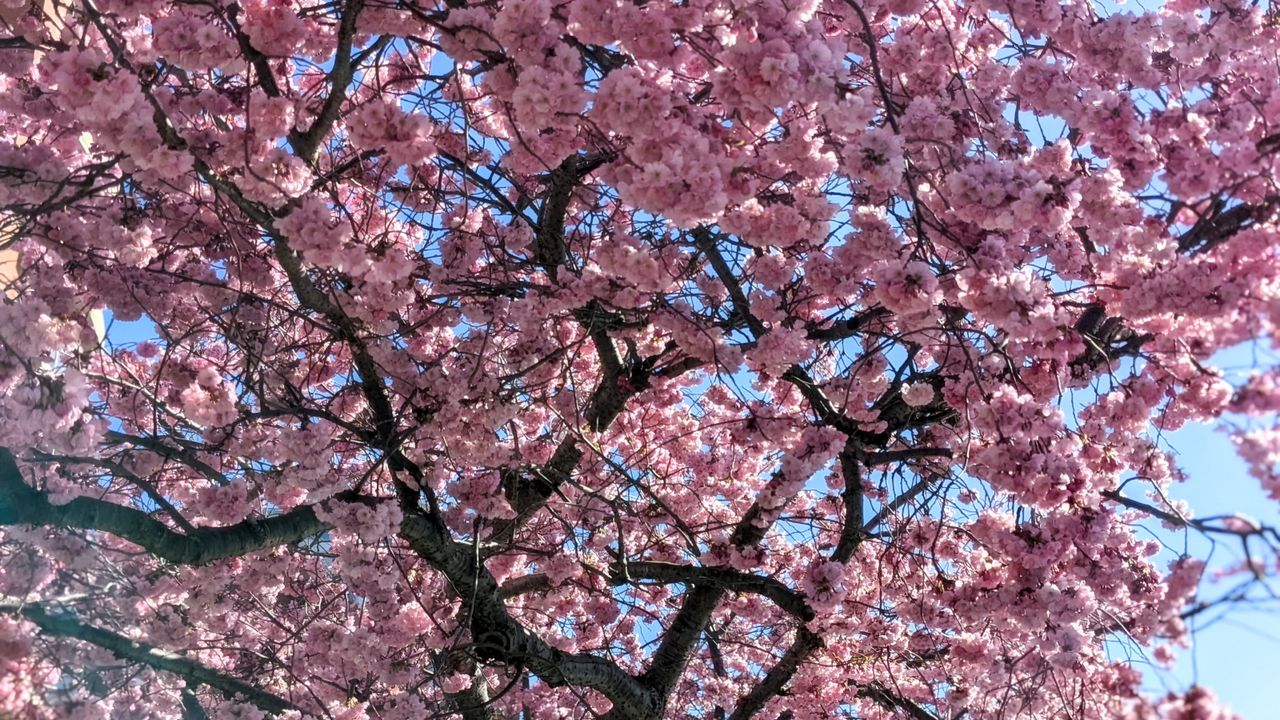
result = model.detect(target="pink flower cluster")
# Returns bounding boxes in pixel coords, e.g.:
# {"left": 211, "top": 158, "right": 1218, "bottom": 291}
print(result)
{"left": 347, "top": 101, "right": 436, "bottom": 168}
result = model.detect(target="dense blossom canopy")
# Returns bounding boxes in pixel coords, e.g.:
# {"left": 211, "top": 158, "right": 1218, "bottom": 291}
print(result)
{"left": 1, "top": 0, "right": 1280, "bottom": 718}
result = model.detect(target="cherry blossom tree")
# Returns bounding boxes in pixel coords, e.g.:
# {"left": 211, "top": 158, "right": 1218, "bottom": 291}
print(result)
{"left": 2, "top": 0, "right": 1280, "bottom": 718}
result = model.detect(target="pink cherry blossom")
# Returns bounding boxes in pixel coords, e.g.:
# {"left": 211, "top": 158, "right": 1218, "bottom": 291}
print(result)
{"left": 0, "top": 0, "right": 1275, "bottom": 718}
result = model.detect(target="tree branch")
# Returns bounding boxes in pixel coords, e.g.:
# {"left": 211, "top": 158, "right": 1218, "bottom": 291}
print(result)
{"left": 611, "top": 561, "right": 814, "bottom": 622}
{"left": 727, "top": 628, "right": 821, "bottom": 720}
{"left": 857, "top": 683, "right": 940, "bottom": 720}
{"left": 831, "top": 440, "right": 865, "bottom": 564}
{"left": 636, "top": 496, "right": 776, "bottom": 704}
{"left": 4, "top": 448, "right": 657, "bottom": 717}
{"left": 290, "top": 0, "right": 367, "bottom": 164}
{"left": 397, "top": 511, "right": 660, "bottom": 720}
{"left": 0, "top": 449, "right": 330, "bottom": 565}
{"left": 0, "top": 597, "right": 296, "bottom": 715}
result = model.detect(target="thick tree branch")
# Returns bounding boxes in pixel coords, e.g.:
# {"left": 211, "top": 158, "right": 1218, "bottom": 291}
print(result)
{"left": 611, "top": 561, "right": 814, "bottom": 623}
{"left": 692, "top": 228, "right": 767, "bottom": 337}
{"left": 0, "top": 597, "right": 296, "bottom": 715}
{"left": 491, "top": 350, "right": 700, "bottom": 547}
{"left": 727, "top": 628, "right": 821, "bottom": 720}
{"left": 29, "top": 450, "right": 197, "bottom": 534}
{"left": 223, "top": 3, "right": 283, "bottom": 99}
{"left": 490, "top": 372, "right": 633, "bottom": 544}
{"left": 636, "top": 497, "right": 776, "bottom": 705}
{"left": 498, "top": 573, "right": 553, "bottom": 600}
{"left": 290, "top": 0, "right": 366, "bottom": 164}
{"left": 443, "top": 666, "right": 505, "bottom": 720}
{"left": 0, "top": 449, "right": 331, "bottom": 565}
{"left": 533, "top": 155, "right": 581, "bottom": 282}
{"left": 489, "top": 154, "right": 638, "bottom": 540}
{"left": 832, "top": 439, "right": 865, "bottom": 564}
{"left": 397, "top": 510, "right": 660, "bottom": 720}
{"left": 857, "top": 684, "right": 941, "bottom": 720}
{"left": 181, "top": 689, "right": 210, "bottom": 720}
{"left": 1176, "top": 196, "right": 1279, "bottom": 255}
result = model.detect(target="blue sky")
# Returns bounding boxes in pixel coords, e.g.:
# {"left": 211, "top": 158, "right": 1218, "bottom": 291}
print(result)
{"left": 1139, "top": 341, "right": 1280, "bottom": 717}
